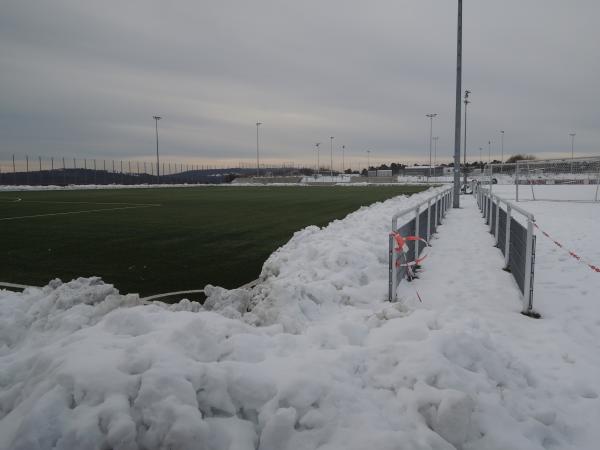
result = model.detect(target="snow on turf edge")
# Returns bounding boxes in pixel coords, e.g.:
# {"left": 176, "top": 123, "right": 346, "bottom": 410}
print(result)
{"left": 1, "top": 186, "right": 597, "bottom": 449}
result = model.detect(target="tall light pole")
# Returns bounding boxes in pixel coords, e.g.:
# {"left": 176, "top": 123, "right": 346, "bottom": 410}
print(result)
{"left": 569, "top": 132, "right": 576, "bottom": 173}
{"left": 367, "top": 150, "right": 371, "bottom": 173}
{"left": 256, "top": 122, "right": 262, "bottom": 177}
{"left": 330, "top": 136, "right": 334, "bottom": 178}
{"left": 426, "top": 113, "right": 438, "bottom": 183}
{"left": 315, "top": 142, "right": 321, "bottom": 177}
{"left": 452, "top": 0, "right": 463, "bottom": 207}
{"left": 433, "top": 137, "right": 439, "bottom": 172}
{"left": 488, "top": 140, "right": 492, "bottom": 164}
{"left": 341, "top": 145, "right": 345, "bottom": 173}
{"left": 479, "top": 147, "right": 482, "bottom": 166}
{"left": 153, "top": 116, "right": 161, "bottom": 184}
{"left": 434, "top": 137, "right": 440, "bottom": 167}
{"left": 463, "top": 90, "right": 471, "bottom": 188}
{"left": 500, "top": 130, "right": 505, "bottom": 173}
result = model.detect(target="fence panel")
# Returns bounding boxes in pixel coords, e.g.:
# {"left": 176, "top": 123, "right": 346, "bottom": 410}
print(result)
{"left": 389, "top": 187, "right": 453, "bottom": 302}
{"left": 475, "top": 185, "right": 537, "bottom": 315}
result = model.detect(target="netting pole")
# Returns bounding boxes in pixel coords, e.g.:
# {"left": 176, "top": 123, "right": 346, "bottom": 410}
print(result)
{"left": 595, "top": 162, "right": 600, "bottom": 202}
{"left": 515, "top": 161, "right": 520, "bottom": 202}
{"left": 527, "top": 161, "right": 535, "bottom": 200}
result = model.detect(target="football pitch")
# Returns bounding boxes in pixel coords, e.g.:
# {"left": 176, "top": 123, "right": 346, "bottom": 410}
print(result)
{"left": 0, "top": 185, "right": 426, "bottom": 298}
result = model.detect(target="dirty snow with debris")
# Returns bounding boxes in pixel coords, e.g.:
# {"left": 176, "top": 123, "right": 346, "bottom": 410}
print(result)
{"left": 1, "top": 186, "right": 599, "bottom": 450}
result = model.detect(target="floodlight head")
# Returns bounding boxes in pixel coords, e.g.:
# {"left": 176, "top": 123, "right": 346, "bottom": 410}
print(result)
{"left": 256, "top": 122, "right": 262, "bottom": 126}
{"left": 569, "top": 132, "right": 576, "bottom": 137}
{"left": 153, "top": 116, "right": 161, "bottom": 120}
{"left": 315, "top": 142, "right": 320, "bottom": 147}
{"left": 330, "top": 136, "right": 334, "bottom": 139}
{"left": 426, "top": 113, "right": 438, "bottom": 119}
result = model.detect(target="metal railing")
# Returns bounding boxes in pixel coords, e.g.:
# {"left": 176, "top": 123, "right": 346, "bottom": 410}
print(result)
{"left": 475, "top": 184, "right": 537, "bottom": 315}
{"left": 388, "top": 186, "right": 453, "bottom": 302}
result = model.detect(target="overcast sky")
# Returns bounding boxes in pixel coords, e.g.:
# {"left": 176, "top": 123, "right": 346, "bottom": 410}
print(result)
{"left": 1, "top": 0, "right": 599, "bottom": 167}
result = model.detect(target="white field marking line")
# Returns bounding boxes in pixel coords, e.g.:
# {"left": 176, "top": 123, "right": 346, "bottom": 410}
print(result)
{"left": 1, "top": 199, "right": 159, "bottom": 206}
{"left": 0, "top": 197, "right": 22, "bottom": 203}
{"left": 140, "top": 278, "right": 259, "bottom": 303}
{"left": 141, "top": 289, "right": 205, "bottom": 302}
{"left": 0, "top": 281, "right": 39, "bottom": 290}
{"left": 0, "top": 204, "right": 161, "bottom": 221}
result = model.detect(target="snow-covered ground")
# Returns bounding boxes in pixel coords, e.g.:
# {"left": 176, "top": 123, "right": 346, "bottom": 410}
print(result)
{"left": 1, "top": 186, "right": 599, "bottom": 449}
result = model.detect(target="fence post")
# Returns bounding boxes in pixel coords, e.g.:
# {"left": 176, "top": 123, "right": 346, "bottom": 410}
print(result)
{"left": 489, "top": 196, "right": 495, "bottom": 232}
{"left": 494, "top": 196, "right": 500, "bottom": 244}
{"left": 504, "top": 205, "right": 511, "bottom": 269}
{"left": 433, "top": 195, "right": 438, "bottom": 228}
{"left": 414, "top": 206, "right": 420, "bottom": 257}
{"left": 389, "top": 234, "right": 395, "bottom": 302}
{"left": 426, "top": 199, "right": 431, "bottom": 242}
{"left": 522, "top": 218, "right": 535, "bottom": 314}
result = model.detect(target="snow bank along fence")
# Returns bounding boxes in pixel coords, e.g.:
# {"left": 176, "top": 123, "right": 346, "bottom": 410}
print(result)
{"left": 388, "top": 186, "right": 453, "bottom": 302}
{"left": 476, "top": 185, "right": 537, "bottom": 316}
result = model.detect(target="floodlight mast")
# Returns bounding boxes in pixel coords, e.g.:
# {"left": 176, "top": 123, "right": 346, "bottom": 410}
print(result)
{"left": 433, "top": 137, "right": 439, "bottom": 172}
{"left": 153, "top": 116, "right": 161, "bottom": 184}
{"left": 426, "top": 113, "right": 438, "bottom": 183}
{"left": 330, "top": 136, "right": 334, "bottom": 178}
{"left": 452, "top": 0, "right": 463, "bottom": 207}
{"left": 500, "top": 130, "right": 505, "bottom": 173}
{"left": 569, "top": 132, "right": 576, "bottom": 172}
{"left": 463, "top": 90, "right": 471, "bottom": 188}
{"left": 256, "top": 122, "right": 262, "bottom": 177}
{"left": 315, "top": 142, "right": 321, "bottom": 176}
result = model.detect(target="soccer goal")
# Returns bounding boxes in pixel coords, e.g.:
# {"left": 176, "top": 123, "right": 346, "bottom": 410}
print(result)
{"left": 514, "top": 156, "right": 600, "bottom": 202}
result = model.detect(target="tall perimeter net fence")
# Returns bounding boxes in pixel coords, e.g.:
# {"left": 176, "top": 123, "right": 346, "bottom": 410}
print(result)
{"left": 0, "top": 156, "right": 318, "bottom": 186}
{"left": 480, "top": 156, "right": 600, "bottom": 202}
{"left": 514, "top": 156, "right": 600, "bottom": 202}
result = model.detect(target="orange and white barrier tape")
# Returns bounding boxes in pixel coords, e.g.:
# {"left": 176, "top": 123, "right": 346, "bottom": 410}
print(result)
{"left": 534, "top": 223, "right": 600, "bottom": 273}
{"left": 390, "top": 231, "right": 431, "bottom": 302}
{"left": 390, "top": 232, "right": 430, "bottom": 267}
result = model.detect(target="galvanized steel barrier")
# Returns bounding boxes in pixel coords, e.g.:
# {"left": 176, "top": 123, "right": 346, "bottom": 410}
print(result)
{"left": 475, "top": 185, "right": 537, "bottom": 315}
{"left": 388, "top": 186, "right": 453, "bottom": 302}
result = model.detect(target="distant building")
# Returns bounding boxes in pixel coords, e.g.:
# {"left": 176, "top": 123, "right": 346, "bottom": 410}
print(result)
{"left": 402, "top": 166, "right": 444, "bottom": 177}
{"left": 367, "top": 169, "right": 393, "bottom": 177}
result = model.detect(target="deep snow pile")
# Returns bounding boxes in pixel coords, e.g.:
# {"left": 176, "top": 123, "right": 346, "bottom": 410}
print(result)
{"left": 1, "top": 187, "right": 599, "bottom": 450}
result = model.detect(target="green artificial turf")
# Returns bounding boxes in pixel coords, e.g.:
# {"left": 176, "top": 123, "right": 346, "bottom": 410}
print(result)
{"left": 0, "top": 185, "right": 426, "bottom": 298}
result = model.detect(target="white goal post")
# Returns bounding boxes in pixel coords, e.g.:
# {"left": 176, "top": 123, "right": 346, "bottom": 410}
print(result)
{"left": 514, "top": 156, "right": 600, "bottom": 202}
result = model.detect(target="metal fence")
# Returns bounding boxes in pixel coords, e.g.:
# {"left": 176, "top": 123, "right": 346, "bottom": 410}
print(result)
{"left": 388, "top": 186, "right": 453, "bottom": 302}
{"left": 475, "top": 185, "right": 537, "bottom": 315}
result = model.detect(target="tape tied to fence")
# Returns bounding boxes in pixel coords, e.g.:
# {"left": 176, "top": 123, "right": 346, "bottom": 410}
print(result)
{"left": 390, "top": 232, "right": 430, "bottom": 267}
{"left": 533, "top": 223, "right": 600, "bottom": 273}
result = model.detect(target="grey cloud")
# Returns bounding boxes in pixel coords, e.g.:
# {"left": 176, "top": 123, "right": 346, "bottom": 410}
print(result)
{"left": 1, "top": 0, "right": 599, "bottom": 167}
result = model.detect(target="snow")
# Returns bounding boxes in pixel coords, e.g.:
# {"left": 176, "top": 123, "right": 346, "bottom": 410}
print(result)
{"left": 1, "top": 187, "right": 600, "bottom": 449}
